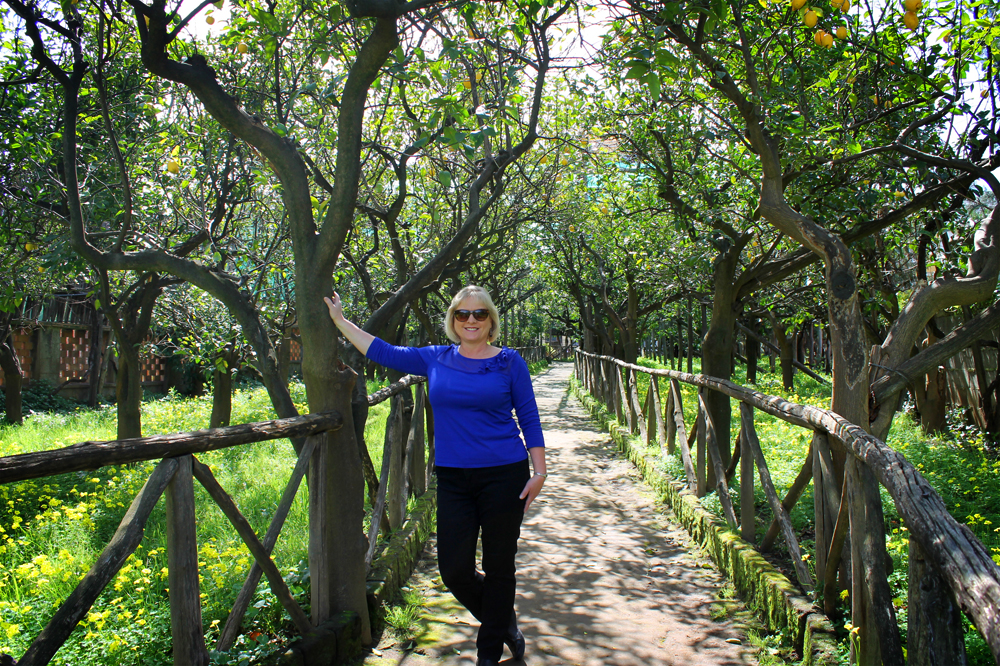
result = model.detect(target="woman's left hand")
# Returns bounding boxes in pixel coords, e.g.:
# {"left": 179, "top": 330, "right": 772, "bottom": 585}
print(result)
{"left": 519, "top": 475, "right": 545, "bottom": 512}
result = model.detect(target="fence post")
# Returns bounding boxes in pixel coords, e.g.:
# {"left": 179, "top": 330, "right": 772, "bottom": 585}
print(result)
{"left": 669, "top": 379, "right": 697, "bottom": 491}
{"left": 627, "top": 368, "right": 643, "bottom": 437}
{"left": 739, "top": 403, "right": 814, "bottom": 592}
{"left": 846, "top": 457, "right": 904, "bottom": 665}
{"left": 696, "top": 390, "right": 707, "bottom": 497}
{"left": 740, "top": 423, "right": 755, "bottom": 543}
{"left": 699, "top": 393, "right": 738, "bottom": 529}
{"left": 386, "top": 394, "right": 405, "bottom": 530}
{"left": 166, "top": 454, "right": 209, "bottom": 666}
{"left": 647, "top": 375, "right": 664, "bottom": 450}
{"left": 813, "top": 430, "right": 841, "bottom": 591}
{"left": 664, "top": 383, "right": 676, "bottom": 454}
{"left": 424, "top": 386, "right": 435, "bottom": 487}
{"left": 907, "top": 539, "right": 967, "bottom": 666}
{"left": 613, "top": 364, "right": 626, "bottom": 425}
{"left": 408, "top": 385, "right": 427, "bottom": 497}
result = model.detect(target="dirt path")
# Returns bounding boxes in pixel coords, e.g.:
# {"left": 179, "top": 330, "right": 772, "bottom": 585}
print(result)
{"left": 359, "top": 361, "right": 757, "bottom": 666}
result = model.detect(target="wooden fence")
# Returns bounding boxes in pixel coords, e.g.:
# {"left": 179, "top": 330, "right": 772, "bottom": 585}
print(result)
{"left": 0, "top": 374, "right": 432, "bottom": 665}
{"left": 574, "top": 350, "right": 1000, "bottom": 666}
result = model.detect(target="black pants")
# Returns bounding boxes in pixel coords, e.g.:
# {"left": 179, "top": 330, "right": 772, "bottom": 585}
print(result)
{"left": 436, "top": 459, "right": 529, "bottom": 661}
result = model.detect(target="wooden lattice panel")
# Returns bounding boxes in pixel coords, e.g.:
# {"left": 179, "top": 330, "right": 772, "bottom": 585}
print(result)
{"left": 140, "top": 353, "right": 166, "bottom": 384}
{"left": 60, "top": 328, "right": 91, "bottom": 383}
{"left": 14, "top": 330, "right": 32, "bottom": 379}
{"left": 290, "top": 339, "right": 302, "bottom": 362}
{"left": 0, "top": 329, "right": 34, "bottom": 387}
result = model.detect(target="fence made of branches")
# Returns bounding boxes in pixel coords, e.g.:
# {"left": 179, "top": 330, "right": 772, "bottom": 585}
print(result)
{"left": 574, "top": 350, "right": 1000, "bottom": 666}
{"left": 0, "top": 375, "right": 432, "bottom": 665}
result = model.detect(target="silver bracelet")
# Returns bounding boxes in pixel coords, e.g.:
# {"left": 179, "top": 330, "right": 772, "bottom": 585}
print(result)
{"left": 533, "top": 473, "right": 547, "bottom": 478}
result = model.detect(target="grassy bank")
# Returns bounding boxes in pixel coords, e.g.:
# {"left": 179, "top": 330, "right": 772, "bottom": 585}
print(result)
{"left": 623, "top": 357, "right": 1000, "bottom": 664}
{"left": 0, "top": 381, "right": 397, "bottom": 665}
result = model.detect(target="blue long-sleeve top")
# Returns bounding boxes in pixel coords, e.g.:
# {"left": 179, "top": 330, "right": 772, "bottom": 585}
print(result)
{"left": 367, "top": 338, "right": 544, "bottom": 468}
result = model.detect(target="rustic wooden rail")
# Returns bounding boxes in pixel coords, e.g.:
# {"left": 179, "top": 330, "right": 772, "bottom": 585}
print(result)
{"left": 575, "top": 350, "right": 1000, "bottom": 665}
{"left": 512, "top": 345, "right": 547, "bottom": 364}
{"left": 1, "top": 374, "right": 431, "bottom": 666}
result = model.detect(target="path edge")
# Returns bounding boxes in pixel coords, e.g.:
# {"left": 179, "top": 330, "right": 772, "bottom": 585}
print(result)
{"left": 366, "top": 480, "right": 438, "bottom": 619}
{"left": 571, "top": 381, "right": 839, "bottom": 666}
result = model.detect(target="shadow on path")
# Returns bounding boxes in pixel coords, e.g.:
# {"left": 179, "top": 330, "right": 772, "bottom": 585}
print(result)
{"left": 358, "top": 362, "right": 757, "bottom": 666}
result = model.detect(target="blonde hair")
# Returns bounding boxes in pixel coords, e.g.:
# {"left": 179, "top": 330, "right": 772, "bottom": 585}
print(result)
{"left": 444, "top": 285, "right": 501, "bottom": 344}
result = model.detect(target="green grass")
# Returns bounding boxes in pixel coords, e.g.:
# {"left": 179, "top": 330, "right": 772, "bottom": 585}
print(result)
{"left": 0, "top": 380, "right": 397, "bottom": 665}
{"left": 381, "top": 587, "right": 424, "bottom": 642}
{"left": 615, "top": 356, "right": 999, "bottom": 664}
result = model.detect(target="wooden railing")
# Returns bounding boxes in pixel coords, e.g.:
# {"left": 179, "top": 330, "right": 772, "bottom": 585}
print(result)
{"left": 574, "top": 350, "right": 1000, "bottom": 666}
{"left": 0, "top": 374, "right": 431, "bottom": 666}
{"left": 512, "top": 346, "right": 547, "bottom": 364}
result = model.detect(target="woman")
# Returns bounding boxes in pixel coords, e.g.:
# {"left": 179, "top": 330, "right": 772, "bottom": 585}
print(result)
{"left": 324, "top": 285, "right": 546, "bottom": 666}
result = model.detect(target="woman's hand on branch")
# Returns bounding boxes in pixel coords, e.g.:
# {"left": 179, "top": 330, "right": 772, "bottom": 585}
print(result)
{"left": 324, "top": 292, "right": 345, "bottom": 325}
{"left": 323, "top": 292, "right": 374, "bottom": 356}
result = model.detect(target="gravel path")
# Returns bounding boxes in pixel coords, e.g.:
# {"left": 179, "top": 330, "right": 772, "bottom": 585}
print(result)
{"left": 359, "top": 361, "right": 757, "bottom": 666}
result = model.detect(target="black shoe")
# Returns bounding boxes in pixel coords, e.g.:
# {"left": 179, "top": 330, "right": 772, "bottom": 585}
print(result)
{"left": 476, "top": 660, "right": 501, "bottom": 666}
{"left": 505, "top": 623, "right": 525, "bottom": 660}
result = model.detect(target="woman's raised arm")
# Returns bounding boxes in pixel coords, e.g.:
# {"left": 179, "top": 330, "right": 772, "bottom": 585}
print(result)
{"left": 324, "top": 293, "right": 375, "bottom": 356}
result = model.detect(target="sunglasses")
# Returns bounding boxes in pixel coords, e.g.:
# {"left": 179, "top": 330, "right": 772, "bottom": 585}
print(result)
{"left": 453, "top": 309, "right": 491, "bottom": 322}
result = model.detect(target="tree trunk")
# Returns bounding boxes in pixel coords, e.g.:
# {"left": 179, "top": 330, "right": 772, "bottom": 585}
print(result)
{"left": 913, "top": 329, "right": 948, "bottom": 434}
{"left": 702, "top": 240, "right": 746, "bottom": 485}
{"left": 769, "top": 315, "right": 795, "bottom": 391}
{"left": 86, "top": 304, "right": 104, "bottom": 407}
{"left": 210, "top": 345, "right": 238, "bottom": 429}
{"left": 686, "top": 297, "right": 694, "bottom": 373}
{"left": 746, "top": 319, "right": 759, "bottom": 385}
{"left": 0, "top": 333, "right": 23, "bottom": 425}
{"left": 116, "top": 342, "right": 143, "bottom": 440}
{"left": 298, "top": 291, "right": 369, "bottom": 643}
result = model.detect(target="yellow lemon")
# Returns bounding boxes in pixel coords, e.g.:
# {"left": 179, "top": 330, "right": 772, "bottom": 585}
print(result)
{"left": 814, "top": 30, "right": 825, "bottom": 45}
{"left": 904, "top": 0, "right": 921, "bottom": 10}
{"left": 560, "top": 158, "right": 569, "bottom": 166}
{"left": 836, "top": 26, "right": 847, "bottom": 39}
{"left": 982, "top": 90, "right": 989, "bottom": 98}
{"left": 822, "top": 32, "right": 834, "bottom": 47}
{"left": 25, "top": 243, "right": 37, "bottom": 251}
{"left": 206, "top": 15, "right": 215, "bottom": 24}
{"left": 791, "top": 0, "right": 807, "bottom": 9}
{"left": 804, "top": 10, "right": 818, "bottom": 27}
{"left": 167, "top": 160, "right": 180, "bottom": 174}
{"left": 462, "top": 79, "right": 472, "bottom": 89}
{"left": 476, "top": 71, "right": 483, "bottom": 82}
{"left": 569, "top": 225, "right": 576, "bottom": 232}
{"left": 903, "top": 11, "right": 918, "bottom": 30}
{"left": 840, "top": 0, "right": 850, "bottom": 10}
{"left": 237, "top": 42, "right": 248, "bottom": 54}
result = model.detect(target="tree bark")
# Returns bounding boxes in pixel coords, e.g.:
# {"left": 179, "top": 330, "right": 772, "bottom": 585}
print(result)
{"left": 209, "top": 343, "right": 238, "bottom": 429}
{"left": 115, "top": 341, "right": 143, "bottom": 440}
{"left": 0, "top": 329, "right": 23, "bottom": 425}
{"left": 701, "top": 232, "right": 749, "bottom": 481}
